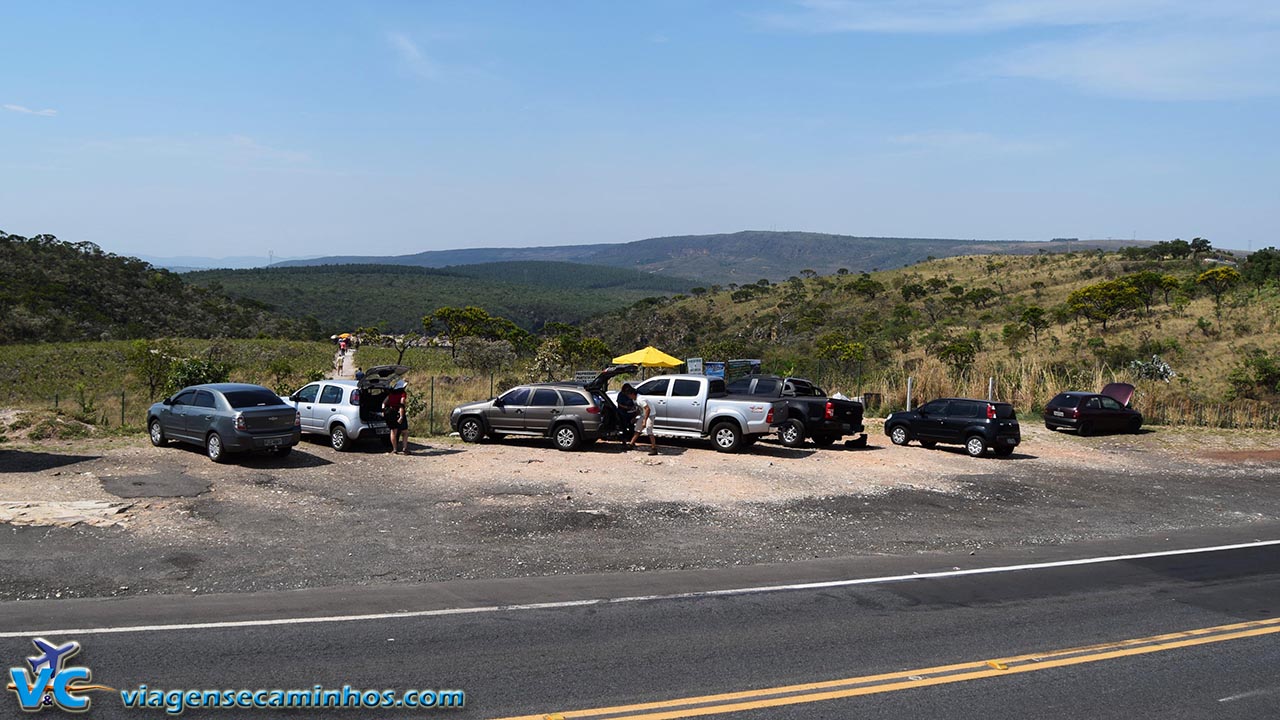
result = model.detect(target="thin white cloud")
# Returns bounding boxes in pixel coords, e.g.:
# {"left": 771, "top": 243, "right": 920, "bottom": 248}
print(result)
{"left": 81, "top": 135, "right": 311, "bottom": 166}
{"left": 763, "top": 0, "right": 1280, "bottom": 100}
{"left": 890, "top": 130, "right": 1050, "bottom": 154}
{"left": 987, "top": 30, "right": 1280, "bottom": 101}
{"left": 4, "top": 104, "right": 57, "bottom": 117}
{"left": 767, "top": 0, "right": 1280, "bottom": 34}
{"left": 387, "top": 31, "right": 440, "bottom": 79}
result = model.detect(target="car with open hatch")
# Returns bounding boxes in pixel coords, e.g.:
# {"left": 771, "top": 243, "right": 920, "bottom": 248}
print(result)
{"left": 884, "top": 397, "right": 1021, "bottom": 457}
{"left": 281, "top": 364, "right": 408, "bottom": 451}
{"left": 1043, "top": 382, "right": 1142, "bottom": 436}
{"left": 450, "top": 365, "right": 637, "bottom": 451}
{"left": 148, "top": 383, "right": 301, "bottom": 462}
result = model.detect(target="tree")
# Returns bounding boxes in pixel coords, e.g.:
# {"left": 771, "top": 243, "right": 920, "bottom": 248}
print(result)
{"left": 1196, "top": 266, "right": 1242, "bottom": 319}
{"left": 1002, "top": 322, "right": 1030, "bottom": 350}
{"left": 1019, "top": 306, "right": 1049, "bottom": 342}
{"left": 849, "top": 273, "right": 885, "bottom": 300}
{"left": 964, "top": 287, "right": 997, "bottom": 308}
{"left": 1241, "top": 247, "right": 1280, "bottom": 285}
{"left": 389, "top": 332, "right": 422, "bottom": 365}
{"left": 125, "top": 339, "right": 176, "bottom": 401}
{"left": 428, "top": 306, "right": 532, "bottom": 358}
{"left": 1121, "top": 271, "right": 1166, "bottom": 315}
{"left": 1189, "top": 237, "right": 1212, "bottom": 257}
{"left": 925, "top": 277, "right": 948, "bottom": 294}
{"left": 1065, "top": 280, "right": 1142, "bottom": 330}
{"left": 900, "top": 283, "right": 927, "bottom": 302}
{"left": 456, "top": 337, "right": 515, "bottom": 374}
{"left": 936, "top": 338, "right": 977, "bottom": 376}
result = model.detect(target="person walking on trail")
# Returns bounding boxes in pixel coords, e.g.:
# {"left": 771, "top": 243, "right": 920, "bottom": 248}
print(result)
{"left": 624, "top": 385, "right": 658, "bottom": 455}
{"left": 384, "top": 380, "right": 410, "bottom": 455}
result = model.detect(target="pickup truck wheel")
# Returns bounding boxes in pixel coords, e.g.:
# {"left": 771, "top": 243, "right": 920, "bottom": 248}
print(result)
{"left": 329, "top": 424, "right": 350, "bottom": 452}
{"left": 779, "top": 419, "right": 806, "bottom": 448}
{"left": 711, "top": 422, "right": 744, "bottom": 453}
{"left": 889, "top": 425, "right": 910, "bottom": 446}
{"left": 811, "top": 434, "right": 837, "bottom": 447}
{"left": 458, "top": 417, "right": 484, "bottom": 443}
{"left": 965, "top": 435, "right": 987, "bottom": 457}
{"left": 553, "top": 423, "right": 582, "bottom": 451}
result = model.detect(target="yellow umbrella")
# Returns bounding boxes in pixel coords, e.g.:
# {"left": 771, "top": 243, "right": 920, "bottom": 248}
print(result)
{"left": 612, "top": 346, "right": 683, "bottom": 368}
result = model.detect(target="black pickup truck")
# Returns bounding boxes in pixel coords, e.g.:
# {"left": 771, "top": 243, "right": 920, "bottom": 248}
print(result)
{"left": 725, "top": 374, "right": 866, "bottom": 448}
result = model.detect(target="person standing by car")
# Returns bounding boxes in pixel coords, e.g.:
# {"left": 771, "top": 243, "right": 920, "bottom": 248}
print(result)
{"left": 384, "top": 380, "right": 409, "bottom": 454}
{"left": 624, "top": 385, "right": 658, "bottom": 455}
{"left": 616, "top": 382, "right": 638, "bottom": 439}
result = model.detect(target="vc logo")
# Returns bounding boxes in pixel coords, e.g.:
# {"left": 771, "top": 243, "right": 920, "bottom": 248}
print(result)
{"left": 6, "top": 638, "right": 111, "bottom": 713}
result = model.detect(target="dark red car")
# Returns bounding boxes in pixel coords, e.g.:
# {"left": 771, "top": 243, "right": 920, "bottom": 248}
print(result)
{"left": 1043, "top": 383, "right": 1142, "bottom": 436}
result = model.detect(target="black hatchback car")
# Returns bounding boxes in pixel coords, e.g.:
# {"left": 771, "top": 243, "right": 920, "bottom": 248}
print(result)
{"left": 1043, "top": 383, "right": 1142, "bottom": 436}
{"left": 884, "top": 398, "right": 1021, "bottom": 457}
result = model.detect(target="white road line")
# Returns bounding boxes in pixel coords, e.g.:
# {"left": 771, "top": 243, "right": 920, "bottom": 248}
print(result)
{"left": 3, "top": 539, "right": 1277, "bottom": 638}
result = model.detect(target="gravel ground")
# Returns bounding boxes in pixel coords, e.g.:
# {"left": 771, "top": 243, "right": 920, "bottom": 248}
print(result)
{"left": 1, "top": 421, "right": 1279, "bottom": 601}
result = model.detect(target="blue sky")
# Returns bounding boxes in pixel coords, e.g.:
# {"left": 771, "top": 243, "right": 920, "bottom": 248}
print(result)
{"left": 2, "top": 0, "right": 1277, "bottom": 259}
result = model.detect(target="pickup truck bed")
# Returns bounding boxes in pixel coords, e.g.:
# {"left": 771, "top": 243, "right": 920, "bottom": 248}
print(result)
{"left": 726, "top": 374, "right": 866, "bottom": 448}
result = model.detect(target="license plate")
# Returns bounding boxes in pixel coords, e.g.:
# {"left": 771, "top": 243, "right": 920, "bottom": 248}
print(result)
{"left": 375, "top": 427, "right": 390, "bottom": 435}
{"left": 1053, "top": 411, "right": 1064, "bottom": 417}
{"left": 264, "top": 437, "right": 283, "bottom": 447}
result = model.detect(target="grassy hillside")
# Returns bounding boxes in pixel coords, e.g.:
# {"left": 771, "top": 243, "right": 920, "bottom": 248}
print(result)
{"left": 273, "top": 230, "right": 1144, "bottom": 285}
{"left": 185, "top": 262, "right": 691, "bottom": 333}
{"left": 584, "top": 247, "right": 1280, "bottom": 426}
{"left": 0, "top": 231, "right": 317, "bottom": 342}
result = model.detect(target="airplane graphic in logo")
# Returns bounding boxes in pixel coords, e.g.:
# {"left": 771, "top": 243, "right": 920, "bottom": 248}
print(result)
{"left": 27, "top": 640, "right": 80, "bottom": 675}
{"left": 7, "top": 638, "right": 113, "bottom": 712}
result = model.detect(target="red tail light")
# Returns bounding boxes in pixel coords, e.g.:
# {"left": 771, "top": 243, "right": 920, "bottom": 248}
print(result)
{"left": 986, "top": 404, "right": 996, "bottom": 419}
{"left": 1069, "top": 408, "right": 1080, "bottom": 418}
{"left": 586, "top": 406, "right": 600, "bottom": 414}
{"left": 350, "top": 389, "right": 360, "bottom": 405}
{"left": 295, "top": 411, "right": 302, "bottom": 427}
{"left": 766, "top": 408, "right": 775, "bottom": 423}
{"left": 825, "top": 401, "right": 835, "bottom": 420}
{"left": 234, "top": 412, "right": 246, "bottom": 430}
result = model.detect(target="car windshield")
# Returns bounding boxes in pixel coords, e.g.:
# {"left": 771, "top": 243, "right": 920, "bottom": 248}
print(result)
{"left": 224, "top": 389, "right": 287, "bottom": 408}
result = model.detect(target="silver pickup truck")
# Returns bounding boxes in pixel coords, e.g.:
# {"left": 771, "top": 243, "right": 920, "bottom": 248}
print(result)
{"left": 627, "top": 374, "right": 785, "bottom": 452}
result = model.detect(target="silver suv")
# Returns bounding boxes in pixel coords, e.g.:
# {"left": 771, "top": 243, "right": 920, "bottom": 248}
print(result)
{"left": 282, "top": 365, "right": 408, "bottom": 451}
{"left": 450, "top": 365, "right": 636, "bottom": 451}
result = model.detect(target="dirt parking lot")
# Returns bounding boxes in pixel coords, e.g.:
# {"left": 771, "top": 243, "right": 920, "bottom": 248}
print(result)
{"left": 2, "top": 420, "right": 1279, "bottom": 601}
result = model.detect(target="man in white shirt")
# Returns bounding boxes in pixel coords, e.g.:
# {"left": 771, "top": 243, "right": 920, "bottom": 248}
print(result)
{"left": 624, "top": 386, "right": 658, "bottom": 455}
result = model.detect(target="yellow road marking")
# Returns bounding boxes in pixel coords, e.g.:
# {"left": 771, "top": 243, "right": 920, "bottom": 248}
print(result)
{"left": 491, "top": 617, "right": 1280, "bottom": 720}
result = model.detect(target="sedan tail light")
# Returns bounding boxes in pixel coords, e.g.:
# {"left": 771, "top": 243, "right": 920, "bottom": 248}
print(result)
{"left": 824, "top": 401, "right": 835, "bottom": 420}
{"left": 234, "top": 412, "right": 246, "bottom": 430}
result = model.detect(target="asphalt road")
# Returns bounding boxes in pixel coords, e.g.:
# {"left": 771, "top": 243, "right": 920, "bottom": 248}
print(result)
{"left": 3, "top": 529, "right": 1279, "bottom": 719}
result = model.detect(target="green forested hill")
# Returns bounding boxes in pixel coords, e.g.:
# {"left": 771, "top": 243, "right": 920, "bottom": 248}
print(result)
{"left": 185, "top": 261, "right": 692, "bottom": 332}
{"left": 273, "top": 231, "right": 1146, "bottom": 285}
{"left": 0, "top": 231, "right": 317, "bottom": 343}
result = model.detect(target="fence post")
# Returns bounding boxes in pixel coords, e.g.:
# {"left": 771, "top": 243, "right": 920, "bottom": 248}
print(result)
{"left": 430, "top": 376, "right": 435, "bottom": 436}
{"left": 490, "top": 373, "right": 495, "bottom": 398}
{"left": 988, "top": 376, "right": 994, "bottom": 401}
{"left": 906, "top": 376, "right": 914, "bottom": 411}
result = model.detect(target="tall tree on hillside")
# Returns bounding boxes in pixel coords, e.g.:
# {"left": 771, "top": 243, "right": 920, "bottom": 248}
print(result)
{"left": 1197, "top": 266, "right": 1242, "bottom": 325}
{"left": 1020, "top": 306, "right": 1049, "bottom": 343}
{"left": 1066, "top": 280, "right": 1142, "bottom": 330}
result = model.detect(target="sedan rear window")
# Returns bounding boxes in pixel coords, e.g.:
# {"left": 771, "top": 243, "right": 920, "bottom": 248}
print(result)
{"left": 224, "top": 389, "right": 287, "bottom": 408}
{"left": 1048, "top": 394, "right": 1080, "bottom": 409}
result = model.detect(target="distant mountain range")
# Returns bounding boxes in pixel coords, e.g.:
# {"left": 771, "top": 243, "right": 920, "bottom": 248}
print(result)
{"left": 138, "top": 254, "right": 318, "bottom": 271}
{"left": 184, "top": 261, "right": 693, "bottom": 332}
{"left": 272, "top": 231, "right": 1147, "bottom": 285}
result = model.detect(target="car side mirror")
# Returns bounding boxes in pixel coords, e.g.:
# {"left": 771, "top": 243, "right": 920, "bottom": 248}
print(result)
{"left": 289, "top": 393, "right": 299, "bottom": 401}
{"left": 493, "top": 397, "right": 504, "bottom": 408}
{"left": 162, "top": 397, "right": 173, "bottom": 406}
